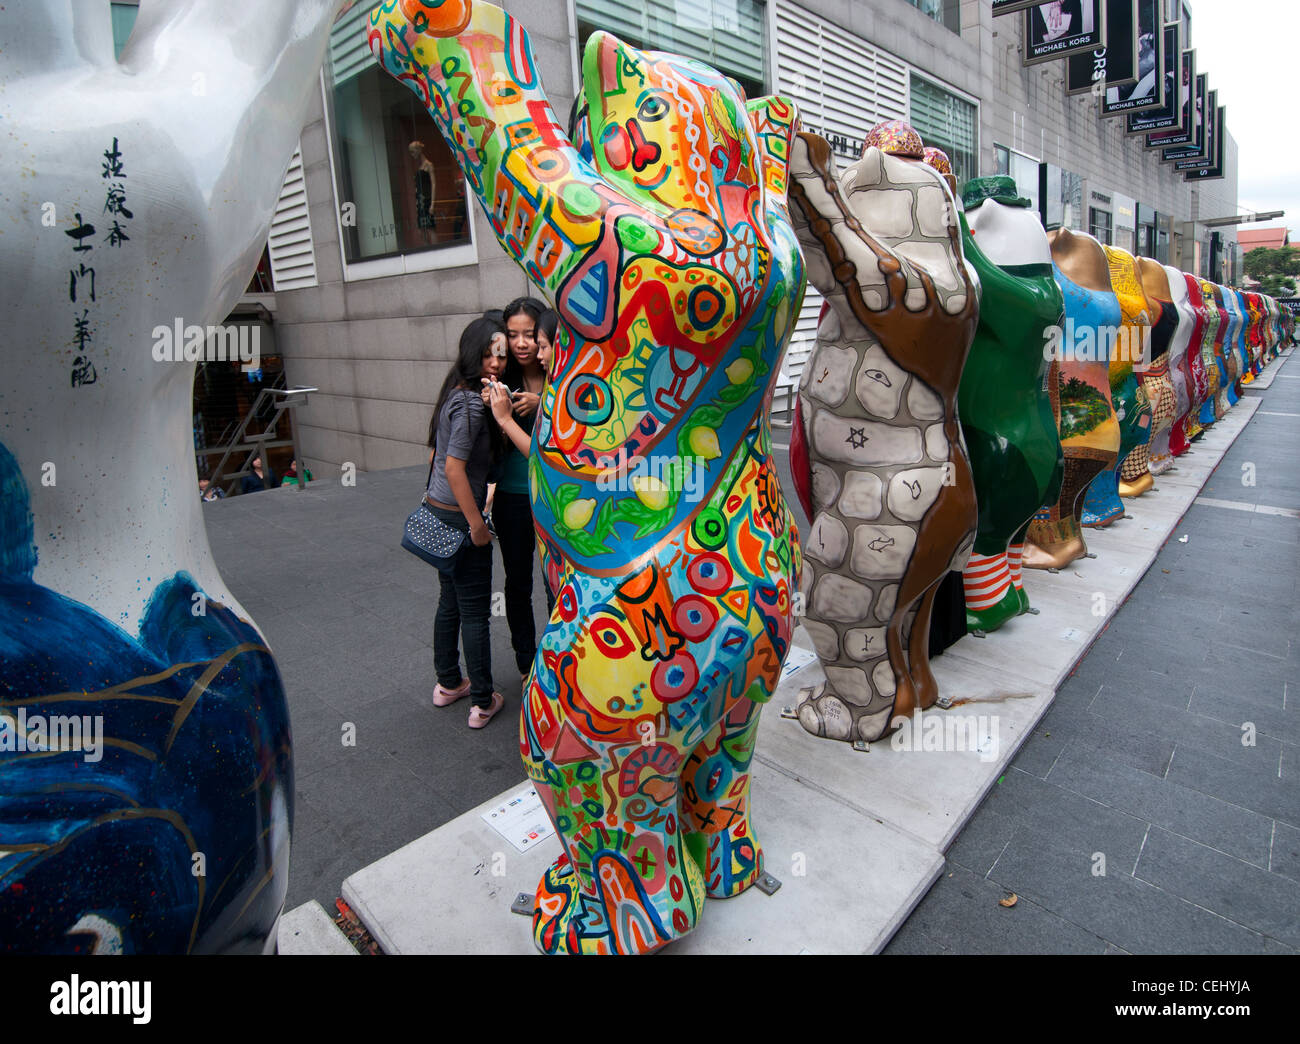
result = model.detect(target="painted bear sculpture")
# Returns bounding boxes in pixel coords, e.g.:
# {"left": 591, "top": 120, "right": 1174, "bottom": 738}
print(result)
{"left": 371, "top": 0, "right": 805, "bottom": 954}
{"left": 0, "top": 0, "right": 346, "bottom": 953}
{"left": 1080, "top": 244, "right": 1153, "bottom": 519}
{"left": 1135, "top": 257, "right": 1183, "bottom": 475}
{"left": 786, "top": 122, "right": 978, "bottom": 744}
{"left": 956, "top": 176, "right": 1064, "bottom": 633}
{"left": 1165, "top": 266, "right": 1208, "bottom": 450}
{"left": 1104, "top": 246, "right": 1155, "bottom": 500}
{"left": 1023, "top": 229, "right": 1121, "bottom": 569}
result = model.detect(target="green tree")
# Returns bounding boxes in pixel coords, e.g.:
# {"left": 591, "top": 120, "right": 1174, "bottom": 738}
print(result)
{"left": 1244, "top": 247, "right": 1298, "bottom": 297}
{"left": 1244, "top": 246, "right": 1300, "bottom": 280}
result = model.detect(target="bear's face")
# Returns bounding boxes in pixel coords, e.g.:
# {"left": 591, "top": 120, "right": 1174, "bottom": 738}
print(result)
{"left": 580, "top": 31, "right": 759, "bottom": 213}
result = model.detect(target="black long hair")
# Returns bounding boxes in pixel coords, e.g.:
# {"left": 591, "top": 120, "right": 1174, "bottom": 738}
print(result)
{"left": 502, "top": 296, "right": 546, "bottom": 389}
{"left": 537, "top": 308, "right": 559, "bottom": 348}
{"left": 428, "top": 315, "right": 506, "bottom": 461}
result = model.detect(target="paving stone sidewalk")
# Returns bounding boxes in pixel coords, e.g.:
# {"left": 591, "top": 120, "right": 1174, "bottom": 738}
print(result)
{"left": 886, "top": 349, "right": 1300, "bottom": 955}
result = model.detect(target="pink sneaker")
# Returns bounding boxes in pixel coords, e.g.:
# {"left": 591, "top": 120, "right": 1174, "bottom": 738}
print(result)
{"left": 432, "top": 678, "right": 470, "bottom": 707}
{"left": 468, "top": 692, "right": 504, "bottom": 729}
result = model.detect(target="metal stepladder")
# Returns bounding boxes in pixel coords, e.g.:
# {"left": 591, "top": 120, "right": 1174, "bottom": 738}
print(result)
{"left": 203, "top": 384, "right": 318, "bottom": 495}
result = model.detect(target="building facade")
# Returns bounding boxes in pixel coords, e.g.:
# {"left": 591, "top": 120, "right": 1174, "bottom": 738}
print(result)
{"left": 248, "top": 0, "right": 1242, "bottom": 477}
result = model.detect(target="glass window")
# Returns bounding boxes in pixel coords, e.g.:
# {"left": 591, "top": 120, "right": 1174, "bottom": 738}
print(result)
{"left": 909, "top": 75, "right": 978, "bottom": 186}
{"left": 1135, "top": 203, "right": 1157, "bottom": 259}
{"left": 994, "top": 145, "right": 1010, "bottom": 177}
{"left": 905, "top": 0, "right": 960, "bottom": 33}
{"left": 110, "top": 2, "right": 138, "bottom": 59}
{"left": 575, "top": 0, "right": 767, "bottom": 99}
{"left": 1042, "top": 164, "right": 1082, "bottom": 230}
{"left": 992, "top": 145, "right": 1039, "bottom": 214}
{"left": 1089, "top": 207, "right": 1113, "bottom": 245}
{"left": 326, "top": 3, "right": 471, "bottom": 265}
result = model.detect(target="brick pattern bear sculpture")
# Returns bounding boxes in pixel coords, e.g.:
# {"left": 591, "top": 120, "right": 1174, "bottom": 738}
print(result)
{"left": 785, "top": 121, "right": 978, "bottom": 744}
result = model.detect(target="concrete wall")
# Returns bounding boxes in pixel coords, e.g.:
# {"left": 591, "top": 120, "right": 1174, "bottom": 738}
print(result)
{"left": 276, "top": 0, "right": 571, "bottom": 476}
{"left": 275, "top": 0, "right": 1241, "bottom": 476}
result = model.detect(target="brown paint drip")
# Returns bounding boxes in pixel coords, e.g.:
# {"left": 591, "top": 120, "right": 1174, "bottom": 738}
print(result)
{"left": 788, "top": 130, "right": 978, "bottom": 721}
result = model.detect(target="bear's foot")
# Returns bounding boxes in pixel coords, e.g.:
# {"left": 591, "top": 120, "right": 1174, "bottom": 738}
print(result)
{"left": 965, "top": 582, "right": 1022, "bottom": 635}
{"left": 532, "top": 847, "right": 703, "bottom": 955}
{"left": 693, "top": 818, "right": 763, "bottom": 899}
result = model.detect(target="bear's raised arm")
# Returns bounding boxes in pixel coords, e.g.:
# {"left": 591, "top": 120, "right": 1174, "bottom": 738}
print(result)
{"left": 367, "top": 0, "right": 611, "bottom": 299}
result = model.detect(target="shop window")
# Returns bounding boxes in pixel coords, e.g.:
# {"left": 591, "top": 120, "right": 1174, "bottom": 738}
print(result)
{"left": 110, "top": 2, "right": 138, "bottom": 58}
{"left": 1041, "top": 164, "right": 1082, "bottom": 231}
{"left": 992, "top": 144, "right": 1039, "bottom": 214}
{"left": 575, "top": 0, "right": 767, "bottom": 99}
{"left": 325, "top": 3, "right": 471, "bottom": 267}
{"left": 910, "top": 74, "right": 978, "bottom": 186}
{"left": 905, "top": 0, "right": 960, "bottom": 33}
{"left": 1089, "top": 207, "right": 1113, "bottom": 245}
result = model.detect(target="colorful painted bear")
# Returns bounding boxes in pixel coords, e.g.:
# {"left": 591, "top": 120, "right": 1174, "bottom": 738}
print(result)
{"left": 370, "top": 0, "right": 805, "bottom": 954}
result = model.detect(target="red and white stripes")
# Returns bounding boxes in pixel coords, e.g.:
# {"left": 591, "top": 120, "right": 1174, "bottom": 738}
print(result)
{"left": 963, "top": 552, "right": 1013, "bottom": 611}
{"left": 1007, "top": 543, "right": 1025, "bottom": 592}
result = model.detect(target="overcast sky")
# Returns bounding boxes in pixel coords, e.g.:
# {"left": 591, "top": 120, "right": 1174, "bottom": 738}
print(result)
{"left": 1190, "top": 1, "right": 1299, "bottom": 240}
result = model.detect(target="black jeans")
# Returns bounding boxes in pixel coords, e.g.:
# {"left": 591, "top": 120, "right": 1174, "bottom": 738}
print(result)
{"left": 493, "top": 490, "right": 552, "bottom": 673}
{"left": 431, "top": 507, "right": 495, "bottom": 709}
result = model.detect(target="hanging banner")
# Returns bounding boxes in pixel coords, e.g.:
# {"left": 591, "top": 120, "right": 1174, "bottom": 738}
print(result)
{"left": 993, "top": 0, "right": 1042, "bottom": 13}
{"left": 1184, "top": 107, "right": 1226, "bottom": 181}
{"left": 1023, "top": 1, "right": 1107, "bottom": 65}
{"left": 1066, "top": 0, "right": 1139, "bottom": 94}
{"left": 1170, "top": 82, "right": 1206, "bottom": 163}
{"left": 1098, "top": 0, "right": 1163, "bottom": 116}
{"left": 1145, "top": 48, "right": 1195, "bottom": 147}
{"left": 1126, "top": 23, "right": 1182, "bottom": 133}
{"left": 1174, "top": 99, "right": 1219, "bottom": 170}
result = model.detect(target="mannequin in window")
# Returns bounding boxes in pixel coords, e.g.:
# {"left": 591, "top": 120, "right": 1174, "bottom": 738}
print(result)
{"left": 409, "top": 140, "right": 437, "bottom": 244}
{"left": 410, "top": 139, "right": 467, "bottom": 242}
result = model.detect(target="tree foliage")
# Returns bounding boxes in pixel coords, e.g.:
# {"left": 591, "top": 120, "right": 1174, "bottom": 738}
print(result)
{"left": 1260, "top": 273, "right": 1297, "bottom": 297}
{"left": 1244, "top": 246, "right": 1300, "bottom": 280}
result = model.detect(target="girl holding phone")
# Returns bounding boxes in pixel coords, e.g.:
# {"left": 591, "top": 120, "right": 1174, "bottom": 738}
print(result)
{"left": 427, "top": 316, "right": 509, "bottom": 727}
{"left": 495, "top": 296, "right": 549, "bottom": 674}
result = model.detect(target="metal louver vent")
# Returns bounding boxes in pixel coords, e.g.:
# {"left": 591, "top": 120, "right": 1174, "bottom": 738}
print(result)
{"left": 267, "top": 144, "right": 319, "bottom": 292}
{"left": 773, "top": 1, "right": 909, "bottom": 389}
